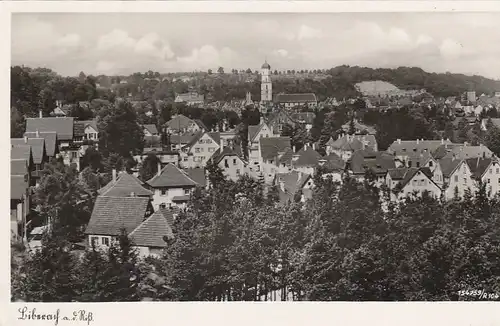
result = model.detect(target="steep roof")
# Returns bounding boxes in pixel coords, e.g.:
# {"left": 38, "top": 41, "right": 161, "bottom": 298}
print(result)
{"left": 207, "top": 132, "right": 221, "bottom": 145}
{"left": 388, "top": 139, "right": 451, "bottom": 157}
{"left": 85, "top": 196, "right": 150, "bottom": 236}
{"left": 11, "top": 175, "right": 28, "bottom": 200}
{"left": 277, "top": 147, "right": 294, "bottom": 166}
{"left": 147, "top": 163, "right": 198, "bottom": 188}
{"left": 74, "top": 120, "right": 98, "bottom": 137}
{"left": 213, "top": 145, "right": 244, "bottom": 164}
{"left": 399, "top": 167, "right": 434, "bottom": 188}
{"left": 444, "top": 145, "right": 494, "bottom": 160}
{"left": 329, "top": 135, "right": 365, "bottom": 152}
{"left": 466, "top": 157, "right": 495, "bottom": 179}
{"left": 275, "top": 93, "right": 317, "bottom": 103}
{"left": 193, "top": 119, "right": 208, "bottom": 131}
{"left": 277, "top": 171, "right": 312, "bottom": 202}
{"left": 26, "top": 117, "right": 74, "bottom": 141}
{"left": 183, "top": 168, "right": 207, "bottom": 187}
{"left": 98, "top": 172, "right": 153, "bottom": 197}
{"left": 129, "top": 210, "right": 174, "bottom": 248}
{"left": 24, "top": 131, "right": 57, "bottom": 157}
{"left": 165, "top": 115, "right": 195, "bottom": 131}
{"left": 438, "top": 157, "right": 463, "bottom": 178}
{"left": 11, "top": 159, "right": 28, "bottom": 176}
{"left": 350, "top": 149, "right": 396, "bottom": 175}
{"left": 294, "top": 146, "right": 322, "bottom": 167}
{"left": 387, "top": 168, "right": 409, "bottom": 181}
{"left": 11, "top": 138, "right": 45, "bottom": 164}
{"left": 11, "top": 144, "right": 32, "bottom": 162}
{"left": 170, "top": 133, "right": 198, "bottom": 145}
{"left": 248, "top": 125, "right": 261, "bottom": 143}
{"left": 143, "top": 124, "right": 158, "bottom": 135}
{"left": 321, "top": 153, "right": 345, "bottom": 171}
{"left": 260, "top": 137, "right": 292, "bottom": 161}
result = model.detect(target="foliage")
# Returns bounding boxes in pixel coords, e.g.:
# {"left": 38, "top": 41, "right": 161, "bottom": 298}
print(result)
{"left": 139, "top": 153, "right": 161, "bottom": 182}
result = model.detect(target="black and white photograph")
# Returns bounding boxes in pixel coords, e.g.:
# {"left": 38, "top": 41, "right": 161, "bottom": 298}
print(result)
{"left": 8, "top": 5, "right": 500, "bottom": 305}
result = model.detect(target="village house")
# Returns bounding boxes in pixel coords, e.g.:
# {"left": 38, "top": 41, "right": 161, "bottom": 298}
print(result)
{"left": 98, "top": 170, "right": 153, "bottom": 198}
{"left": 146, "top": 163, "right": 200, "bottom": 210}
{"left": 276, "top": 171, "right": 314, "bottom": 203}
{"left": 267, "top": 110, "right": 297, "bottom": 134}
{"left": 292, "top": 143, "right": 322, "bottom": 176}
{"left": 386, "top": 167, "right": 442, "bottom": 202}
{"left": 439, "top": 158, "right": 473, "bottom": 200}
{"left": 174, "top": 91, "right": 205, "bottom": 106}
{"left": 387, "top": 139, "right": 452, "bottom": 165}
{"left": 179, "top": 132, "right": 221, "bottom": 169}
{"left": 259, "top": 137, "right": 293, "bottom": 183}
{"left": 248, "top": 119, "right": 279, "bottom": 170}
{"left": 11, "top": 136, "right": 48, "bottom": 184}
{"left": 349, "top": 149, "right": 396, "bottom": 186}
{"left": 326, "top": 134, "right": 374, "bottom": 162}
{"left": 142, "top": 124, "right": 161, "bottom": 147}
{"left": 164, "top": 114, "right": 206, "bottom": 135}
{"left": 11, "top": 158, "right": 31, "bottom": 242}
{"left": 11, "top": 145, "right": 35, "bottom": 186}
{"left": 129, "top": 208, "right": 175, "bottom": 258}
{"left": 399, "top": 152, "right": 444, "bottom": 188}
{"left": 275, "top": 93, "right": 318, "bottom": 109}
{"left": 169, "top": 133, "right": 198, "bottom": 152}
{"left": 442, "top": 143, "right": 494, "bottom": 160}
{"left": 466, "top": 157, "right": 500, "bottom": 198}
{"left": 213, "top": 144, "right": 247, "bottom": 182}
{"left": 84, "top": 196, "right": 154, "bottom": 249}
{"left": 73, "top": 120, "right": 99, "bottom": 144}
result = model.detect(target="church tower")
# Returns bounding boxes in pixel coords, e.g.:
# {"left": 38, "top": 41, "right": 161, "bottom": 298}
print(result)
{"left": 260, "top": 60, "right": 272, "bottom": 103}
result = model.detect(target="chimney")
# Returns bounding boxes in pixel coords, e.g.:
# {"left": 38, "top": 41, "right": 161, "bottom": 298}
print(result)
{"left": 220, "top": 138, "right": 224, "bottom": 151}
{"left": 39, "top": 110, "right": 43, "bottom": 118}
{"left": 416, "top": 139, "right": 419, "bottom": 145}
{"left": 23, "top": 135, "right": 28, "bottom": 143}
{"left": 157, "top": 162, "right": 162, "bottom": 176}
{"left": 36, "top": 129, "right": 40, "bottom": 138}
{"left": 397, "top": 139, "right": 401, "bottom": 144}
{"left": 293, "top": 145, "right": 296, "bottom": 153}
{"left": 112, "top": 169, "right": 117, "bottom": 182}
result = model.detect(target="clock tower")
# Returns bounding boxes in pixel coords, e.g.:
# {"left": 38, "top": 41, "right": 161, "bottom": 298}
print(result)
{"left": 260, "top": 60, "right": 272, "bottom": 103}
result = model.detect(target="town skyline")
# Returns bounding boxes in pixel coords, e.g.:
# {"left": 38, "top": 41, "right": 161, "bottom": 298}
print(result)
{"left": 11, "top": 12, "right": 500, "bottom": 80}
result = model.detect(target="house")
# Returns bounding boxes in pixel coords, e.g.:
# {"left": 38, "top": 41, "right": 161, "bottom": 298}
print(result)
{"left": 11, "top": 137, "right": 48, "bottom": 183}
{"left": 386, "top": 167, "right": 441, "bottom": 202}
{"left": 11, "top": 144, "right": 35, "bottom": 186}
{"left": 24, "top": 131, "right": 58, "bottom": 159}
{"left": 388, "top": 139, "right": 452, "bottom": 164}
{"left": 259, "top": 137, "right": 292, "bottom": 183}
{"left": 164, "top": 114, "right": 205, "bottom": 135}
{"left": 179, "top": 132, "right": 221, "bottom": 168}
{"left": 143, "top": 124, "right": 159, "bottom": 137}
{"left": 349, "top": 149, "right": 396, "bottom": 185}
{"left": 146, "top": 163, "right": 200, "bottom": 210}
{"left": 98, "top": 170, "right": 153, "bottom": 198}
{"left": 326, "top": 135, "right": 366, "bottom": 161}
{"left": 442, "top": 144, "right": 494, "bottom": 160}
{"left": 248, "top": 120, "right": 279, "bottom": 169}
{"left": 84, "top": 196, "right": 153, "bottom": 248}
{"left": 402, "top": 152, "right": 444, "bottom": 188}
{"left": 275, "top": 93, "right": 318, "bottom": 109}
{"left": 439, "top": 158, "right": 473, "bottom": 200}
{"left": 73, "top": 120, "right": 99, "bottom": 144}
{"left": 129, "top": 208, "right": 174, "bottom": 258}
{"left": 168, "top": 133, "right": 199, "bottom": 152}
{"left": 267, "top": 110, "right": 297, "bottom": 135}
{"left": 134, "top": 149, "right": 180, "bottom": 167}
{"left": 174, "top": 92, "right": 204, "bottom": 106}
{"left": 142, "top": 124, "right": 161, "bottom": 148}
{"left": 276, "top": 171, "right": 314, "bottom": 203}
{"left": 183, "top": 168, "right": 208, "bottom": 190}
{"left": 466, "top": 157, "right": 500, "bottom": 198}
{"left": 11, "top": 159, "right": 30, "bottom": 242}
{"left": 290, "top": 112, "right": 315, "bottom": 131}
{"left": 213, "top": 144, "right": 247, "bottom": 182}
{"left": 292, "top": 143, "right": 322, "bottom": 176}
{"left": 318, "top": 152, "right": 345, "bottom": 182}
{"left": 26, "top": 117, "right": 74, "bottom": 149}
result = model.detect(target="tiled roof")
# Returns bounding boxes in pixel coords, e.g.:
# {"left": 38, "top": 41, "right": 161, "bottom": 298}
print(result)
{"left": 26, "top": 117, "right": 74, "bottom": 141}
{"left": 147, "top": 163, "right": 198, "bottom": 188}
{"left": 11, "top": 175, "right": 28, "bottom": 200}
{"left": 213, "top": 146, "right": 244, "bottom": 164}
{"left": 399, "top": 167, "right": 434, "bottom": 188}
{"left": 11, "top": 159, "right": 28, "bottom": 176}
{"left": 350, "top": 149, "right": 396, "bottom": 175}
{"left": 277, "top": 171, "right": 311, "bottom": 202}
{"left": 143, "top": 124, "right": 158, "bottom": 135}
{"left": 444, "top": 145, "right": 494, "bottom": 160}
{"left": 11, "top": 138, "right": 45, "bottom": 164}
{"left": 329, "top": 136, "right": 365, "bottom": 152}
{"left": 207, "top": 132, "right": 221, "bottom": 145}
{"left": 175, "top": 92, "right": 204, "bottom": 103}
{"left": 277, "top": 147, "right": 294, "bottom": 166}
{"left": 291, "top": 112, "right": 315, "bottom": 124}
{"left": 170, "top": 133, "right": 198, "bottom": 145}
{"left": 158, "top": 207, "right": 176, "bottom": 228}
{"left": 294, "top": 146, "right": 322, "bottom": 167}
{"left": 388, "top": 168, "right": 409, "bottom": 181}
{"left": 260, "top": 137, "right": 292, "bottom": 161}
{"left": 181, "top": 131, "right": 205, "bottom": 150}
{"left": 388, "top": 139, "right": 451, "bottom": 157}
{"left": 165, "top": 115, "right": 195, "bottom": 131}
{"left": 321, "top": 153, "right": 345, "bottom": 171}
{"left": 74, "top": 120, "right": 98, "bottom": 137}
{"left": 275, "top": 93, "right": 317, "bottom": 103}
{"left": 248, "top": 125, "right": 261, "bottom": 142}
{"left": 193, "top": 119, "right": 208, "bottom": 131}
{"left": 85, "top": 196, "right": 150, "bottom": 236}
{"left": 129, "top": 210, "right": 173, "bottom": 248}
{"left": 11, "top": 144, "right": 32, "bottom": 162}
{"left": 24, "top": 131, "right": 57, "bottom": 157}
{"left": 98, "top": 172, "right": 153, "bottom": 197}
{"left": 438, "top": 157, "right": 463, "bottom": 178}
{"left": 466, "top": 157, "right": 495, "bottom": 179}
{"left": 183, "top": 168, "right": 207, "bottom": 187}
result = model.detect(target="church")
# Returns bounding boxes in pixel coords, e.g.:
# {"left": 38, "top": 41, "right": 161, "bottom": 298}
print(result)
{"left": 259, "top": 60, "right": 318, "bottom": 112}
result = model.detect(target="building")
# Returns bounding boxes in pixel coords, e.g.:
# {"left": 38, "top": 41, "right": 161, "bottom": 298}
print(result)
{"left": 259, "top": 137, "right": 292, "bottom": 183}
{"left": 467, "top": 91, "right": 477, "bottom": 104}
{"left": 174, "top": 92, "right": 204, "bottom": 106}
{"left": 11, "top": 137, "right": 48, "bottom": 184}
{"left": 325, "top": 134, "right": 377, "bottom": 162}
{"left": 24, "top": 131, "right": 58, "bottom": 159}
{"left": 134, "top": 149, "right": 180, "bottom": 167}
{"left": 275, "top": 93, "right": 318, "bottom": 109}
{"left": 248, "top": 120, "right": 279, "bottom": 169}
{"left": 179, "top": 132, "right": 221, "bottom": 168}
{"left": 26, "top": 116, "right": 74, "bottom": 150}
{"left": 466, "top": 157, "right": 500, "bottom": 198}
{"left": 440, "top": 158, "right": 473, "bottom": 200}
{"left": 146, "top": 163, "right": 200, "bottom": 210}
{"left": 73, "top": 120, "right": 99, "bottom": 144}
{"left": 98, "top": 170, "right": 153, "bottom": 198}
{"left": 164, "top": 115, "right": 206, "bottom": 135}
{"left": 292, "top": 143, "right": 322, "bottom": 176}
{"left": 276, "top": 171, "right": 314, "bottom": 203}
{"left": 341, "top": 120, "right": 377, "bottom": 135}
{"left": 84, "top": 196, "right": 154, "bottom": 249}
{"left": 129, "top": 208, "right": 174, "bottom": 258}
{"left": 213, "top": 145, "right": 247, "bottom": 182}
{"left": 386, "top": 167, "right": 441, "bottom": 202}
{"left": 349, "top": 149, "right": 396, "bottom": 185}
{"left": 388, "top": 139, "right": 452, "bottom": 163}
{"left": 11, "top": 158, "right": 30, "bottom": 242}
{"left": 261, "top": 61, "right": 272, "bottom": 103}
{"left": 142, "top": 124, "right": 161, "bottom": 147}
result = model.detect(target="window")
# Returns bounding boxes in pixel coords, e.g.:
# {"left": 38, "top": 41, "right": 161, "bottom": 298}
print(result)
{"left": 429, "top": 161, "right": 433, "bottom": 167}
{"left": 72, "top": 151, "right": 78, "bottom": 158}
{"left": 91, "top": 236, "right": 98, "bottom": 245}
{"left": 464, "top": 178, "right": 467, "bottom": 184}
{"left": 408, "top": 161, "right": 412, "bottom": 168}
{"left": 161, "top": 189, "right": 167, "bottom": 195}
{"left": 490, "top": 169, "right": 493, "bottom": 174}
{"left": 416, "top": 162, "right": 420, "bottom": 168}
{"left": 102, "top": 237, "right": 109, "bottom": 246}
{"left": 236, "top": 169, "right": 240, "bottom": 175}
{"left": 208, "top": 148, "right": 215, "bottom": 153}
{"left": 195, "top": 148, "right": 200, "bottom": 153}
{"left": 183, "top": 157, "right": 188, "bottom": 162}
{"left": 160, "top": 203, "right": 166, "bottom": 209}
{"left": 454, "top": 175, "right": 459, "bottom": 182}
{"left": 184, "top": 189, "right": 190, "bottom": 195}
{"left": 233, "top": 158, "right": 237, "bottom": 165}
{"left": 224, "top": 159, "right": 229, "bottom": 168}
{"left": 488, "top": 179, "right": 491, "bottom": 184}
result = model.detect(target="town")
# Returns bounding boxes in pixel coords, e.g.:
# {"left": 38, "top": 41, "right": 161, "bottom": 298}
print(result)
{"left": 10, "top": 60, "right": 500, "bottom": 302}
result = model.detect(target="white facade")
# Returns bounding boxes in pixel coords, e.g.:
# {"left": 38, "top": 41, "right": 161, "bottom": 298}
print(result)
{"left": 181, "top": 133, "right": 220, "bottom": 168}
{"left": 444, "top": 161, "right": 474, "bottom": 200}
{"left": 219, "top": 154, "right": 246, "bottom": 182}
{"left": 479, "top": 161, "right": 500, "bottom": 198}
{"left": 84, "top": 125, "right": 99, "bottom": 141}
{"left": 133, "top": 246, "right": 164, "bottom": 259}
{"left": 261, "top": 63, "right": 273, "bottom": 102}
{"left": 151, "top": 187, "right": 192, "bottom": 210}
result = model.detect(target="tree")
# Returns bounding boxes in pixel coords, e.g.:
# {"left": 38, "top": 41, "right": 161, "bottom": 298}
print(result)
{"left": 246, "top": 68, "right": 252, "bottom": 74}
{"left": 218, "top": 67, "right": 224, "bottom": 74}
{"left": 208, "top": 69, "right": 213, "bottom": 75}
{"left": 484, "top": 120, "right": 500, "bottom": 157}
{"left": 139, "top": 153, "right": 161, "bottom": 182}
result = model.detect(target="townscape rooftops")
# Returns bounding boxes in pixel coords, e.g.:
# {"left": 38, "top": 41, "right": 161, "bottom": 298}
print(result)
{"left": 147, "top": 163, "right": 199, "bottom": 188}
{"left": 11, "top": 159, "right": 28, "bottom": 176}
{"left": 170, "top": 133, "right": 199, "bottom": 145}
{"left": 294, "top": 145, "right": 322, "bottom": 167}
{"left": 11, "top": 138, "right": 45, "bottom": 164}
{"left": 74, "top": 120, "right": 98, "bottom": 137}
{"left": 275, "top": 93, "right": 317, "bottom": 103}
{"left": 129, "top": 210, "right": 174, "bottom": 248}
{"left": 165, "top": 114, "right": 195, "bottom": 131}
{"left": 260, "top": 137, "right": 292, "bottom": 161}
{"left": 26, "top": 117, "right": 74, "bottom": 141}
{"left": 11, "top": 144, "right": 32, "bottom": 162}
{"left": 350, "top": 149, "right": 396, "bottom": 175}
{"left": 388, "top": 139, "right": 452, "bottom": 157}
{"left": 98, "top": 172, "right": 153, "bottom": 197}
{"left": 85, "top": 196, "right": 150, "bottom": 236}
{"left": 213, "top": 145, "right": 245, "bottom": 165}
{"left": 438, "top": 157, "right": 464, "bottom": 178}
{"left": 399, "top": 167, "right": 434, "bottom": 188}
{"left": 24, "top": 131, "right": 57, "bottom": 157}
{"left": 183, "top": 167, "right": 207, "bottom": 187}
{"left": 277, "top": 171, "right": 312, "bottom": 202}
{"left": 322, "top": 153, "right": 345, "bottom": 171}
{"left": 11, "top": 175, "right": 28, "bottom": 201}
{"left": 175, "top": 92, "right": 204, "bottom": 103}
{"left": 466, "top": 157, "right": 495, "bottom": 179}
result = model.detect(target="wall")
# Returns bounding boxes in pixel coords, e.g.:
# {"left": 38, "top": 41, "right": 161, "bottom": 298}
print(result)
{"left": 445, "top": 161, "right": 474, "bottom": 200}
{"left": 481, "top": 161, "right": 500, "bottom": 198}
{"left": 219, "top": 155, "right": 246, "bottom": 182}
{"left": 152, "top": 187, "right": 191, "bottom": 210}
{"left": 134, "top": 246, "right": 164, "bottom": 259}
{"left": 184, "top": 133, "right": 219, "bottom": 168}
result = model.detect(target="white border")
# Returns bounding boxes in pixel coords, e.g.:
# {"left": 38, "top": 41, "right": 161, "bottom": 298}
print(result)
{"left": 2, "top": 2, "right": 500, "bottom": 326}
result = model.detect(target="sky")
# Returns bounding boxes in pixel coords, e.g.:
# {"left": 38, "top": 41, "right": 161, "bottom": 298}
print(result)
{"left": 10, "top": 12, "right": 500, "bottom": 79}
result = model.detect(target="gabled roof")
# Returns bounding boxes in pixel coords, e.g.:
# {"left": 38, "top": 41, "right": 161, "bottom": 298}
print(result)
{"left": 11, "top": 138, "right": 45, "bottom": 164}
{"left": 387, "top": 168, "right": 409, "bottom": 181}
{"left": 11, "top": 175, "right": 28, "bottom": 200}
{"left": 74, "top": 120, "right": 98, "bottom": 137}
{"left": 260, "top": 137, "right": 292, "bottom": 161}
{"left": 399, "top": 167, "right": 435, "bottom": 188}
{"left": 248, "top": 125, "right": 261, "bottom": 143}
{"left": 207, "top": 132, "right": 221, "bottom": 145}
{"left": 165, "top": 115, "right": 196, "bottom": 131}
{"left": 143, "top": 124, "right": 158, "bottom": 135}
{"left": 438, "top": 157, "right": 463, "bottom": 178}
{"left": 277, "top": 171, "right": 312, "bottom": 202}
{"left": 11, "top": 159, "right": 28, "bottom": 176}
{"left": 350, "top": 149, "right": 396, "bottom": 175}
{"left": 85, "top": 196, "right": 150, "bottom": 236}
{"left": 26, "top": 117, "right": 74, "bottom": 141}
{"left": 275, "top": 93, "right": 317, "bottom": 103}
{"left": 321, "top": 153, "right": 345, "bottom": 171}
{"left": 294, "top": 146, "right": 322, "bottom": 167}
{"left": 24, "top": 131, "right": 57, "bottom": 157}
{"left": 193, "top": 119, "right": 208, "bottom": 131}
{"left": 466, "top": 157, "right": 495, "bottom": 179}
{"left": 444, "top": 145, "right": 494, "bottom": 160}
{"left": 277, "top": 147, "right": 294, "bottom": 166}
{"left": 98, "top": 172, "right": 153, "bottom": 197}
{"left": 11, "top": 144, "right": 32, "bottom": 162}
{"left": 183, "top": 168, "right": 207, "bottom": 187}
{"left": 213, "top": 145, "right": 244, "bottom": 165}
{"left": 129, "top": 210, "right": 174, "bottom": 248}
{"left": 170, "top": 133, "right": 198, "bottom": 145}
{"left": 181, "top": 131, "right": 205, "bottom": 150}
{"left": 388, "top": 139, "right": 451, "bottom": 157}
{"left": 329, "top": 135, "right": 365, "bottom": 152}
{"left": 147, "top": 163, "right": 199, "bottom": 188}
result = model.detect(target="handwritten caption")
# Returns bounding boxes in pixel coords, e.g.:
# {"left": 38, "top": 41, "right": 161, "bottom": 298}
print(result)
{"left": 18, "top": 307, "right": 93, "bottom": 325}
{"left": 458, "top": 289, "right": 499, "bottom": 300}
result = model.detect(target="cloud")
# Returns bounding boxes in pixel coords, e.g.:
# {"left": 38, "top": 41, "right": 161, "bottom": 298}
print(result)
{"left": 96, "top": 29, "right": 135, "bottom": 51}
{"left": 134, "top": 32, "right": 175, "bottom": 60}
{"left": 56, "top": 33, "right": 81, "bottom": 49}
{"left": 177, "top": 45, "right": 236, "bottom": 70}
{"left": 440, "top": 38, "right": 463, "bottom": 59}
{"left": 272, "top": 49, "right": 289, "bottom": 57}
{"left": 297, "top": 25, "right": 323, "bottom": 40}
